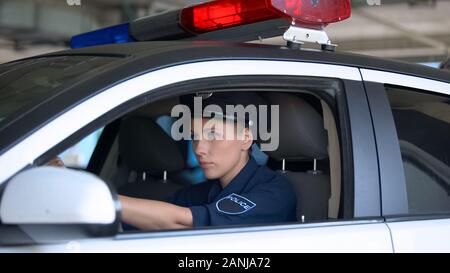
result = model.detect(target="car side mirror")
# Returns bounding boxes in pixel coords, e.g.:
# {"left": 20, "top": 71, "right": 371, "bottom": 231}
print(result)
{"left": 0, "top": 167, "right": 120, "bottom": 245}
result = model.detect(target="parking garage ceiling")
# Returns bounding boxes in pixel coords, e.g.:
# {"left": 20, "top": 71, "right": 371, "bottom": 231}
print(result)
{"left": 0, "top": 0, "right": 449, "bottom": 64}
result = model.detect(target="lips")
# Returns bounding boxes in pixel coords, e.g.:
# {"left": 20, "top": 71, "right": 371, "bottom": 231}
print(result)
{"left": 199, "top": 161, "right": 214, "bottom": 168}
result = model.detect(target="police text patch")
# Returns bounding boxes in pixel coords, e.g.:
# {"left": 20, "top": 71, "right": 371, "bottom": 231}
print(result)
{"left": 216, "top": 193, "right": 256, "bottom": 215}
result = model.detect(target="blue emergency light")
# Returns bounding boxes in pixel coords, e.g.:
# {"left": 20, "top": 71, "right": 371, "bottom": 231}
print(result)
{"left": 70, "top": 23, "right": 135, "bottom": 49}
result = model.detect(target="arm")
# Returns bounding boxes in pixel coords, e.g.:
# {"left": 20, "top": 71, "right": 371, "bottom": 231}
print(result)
{"left": 119, "top": 195, "right": 193, "bottom": 230}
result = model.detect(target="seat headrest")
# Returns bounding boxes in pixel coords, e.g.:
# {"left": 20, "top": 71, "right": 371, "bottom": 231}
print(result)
{"left": 262, "top": 93, "right": 328, "bottom": 161}
{"left": 119, "top": 116, "right": 184, "bottom": 173}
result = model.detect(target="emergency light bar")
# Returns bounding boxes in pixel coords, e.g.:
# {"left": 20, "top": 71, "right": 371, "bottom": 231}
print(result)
{"left": 70, "top": 0, "right": 351, "bottom": 49}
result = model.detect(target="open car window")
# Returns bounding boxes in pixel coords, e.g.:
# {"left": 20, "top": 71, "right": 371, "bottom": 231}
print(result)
{"left": 46, "top": 88, "right": 344, "bottom": 231}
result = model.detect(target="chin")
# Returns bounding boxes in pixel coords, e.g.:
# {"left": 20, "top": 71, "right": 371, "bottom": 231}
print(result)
{"left": 204, "top": 173, "right": 219, "bottom": 180}
{"left": 203, "top": 169, "right": 222, "bottom": 180}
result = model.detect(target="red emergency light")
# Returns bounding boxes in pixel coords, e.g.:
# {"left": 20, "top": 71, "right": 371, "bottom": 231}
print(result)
{"left": 180, "top": 0, "right": 351, "bottom": 34}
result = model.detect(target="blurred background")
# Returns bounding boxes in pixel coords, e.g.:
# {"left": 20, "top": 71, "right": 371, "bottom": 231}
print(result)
{"left": 0, "top": 0, "right": 449, "bottom": 66}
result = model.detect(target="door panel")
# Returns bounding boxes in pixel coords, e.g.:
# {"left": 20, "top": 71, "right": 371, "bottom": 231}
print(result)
{"left": 388, "top": 219, "right": 450, "bottom": 252}
{"left": 0, "top": 61, "right": 381, "bottom": 251}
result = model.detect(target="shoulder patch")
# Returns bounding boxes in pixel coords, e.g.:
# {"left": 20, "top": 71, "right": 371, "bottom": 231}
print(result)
{"left": 216, "top": 193, "right": 256, "bottom": 215}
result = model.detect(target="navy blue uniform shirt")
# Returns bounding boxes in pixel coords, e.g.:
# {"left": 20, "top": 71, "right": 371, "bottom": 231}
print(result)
{"left": 168, "top": 157, "right": 297, "bottom": 227}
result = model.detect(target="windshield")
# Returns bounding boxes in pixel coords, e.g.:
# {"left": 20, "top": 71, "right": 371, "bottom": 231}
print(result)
{"left": 0, "top": 55, "right": 118, "bottom": 124}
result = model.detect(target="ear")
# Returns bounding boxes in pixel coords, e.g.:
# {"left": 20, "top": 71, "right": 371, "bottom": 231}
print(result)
{"left": 241, "top": 127, "right": 254, "bottom": 151}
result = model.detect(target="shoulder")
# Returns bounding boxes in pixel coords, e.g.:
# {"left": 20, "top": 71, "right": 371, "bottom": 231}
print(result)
{"left": 250, "top": 164, "right": 295, "bottom": 196}
{"left": 237, "top": 164, "right": 297, "bottom": 221}
{"left": 254, "top": 164, "right": 290, "bottom": 185}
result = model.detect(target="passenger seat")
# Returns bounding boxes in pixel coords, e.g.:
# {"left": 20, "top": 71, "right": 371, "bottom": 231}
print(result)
{"left": 262, "top": 93, "right": 331, "bottom": 222}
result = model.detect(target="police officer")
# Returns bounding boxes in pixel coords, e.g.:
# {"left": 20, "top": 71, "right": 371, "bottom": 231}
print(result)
{"left": 119, "top": 92, "right": 297, "bottom": 230}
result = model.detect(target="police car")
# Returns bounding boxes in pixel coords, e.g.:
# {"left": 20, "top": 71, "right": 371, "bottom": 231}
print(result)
{"left": 0, "top": 0, "right": 449, "bottom": 252}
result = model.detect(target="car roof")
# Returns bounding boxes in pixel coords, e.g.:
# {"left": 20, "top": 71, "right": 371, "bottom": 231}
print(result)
{"left": 33, "top": 41, "right": 450, "bottom": 83}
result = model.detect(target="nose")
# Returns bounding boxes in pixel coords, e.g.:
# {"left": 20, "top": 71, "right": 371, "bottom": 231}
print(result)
{"left": 193, "top": 139, "right": 209, "bottom": 158}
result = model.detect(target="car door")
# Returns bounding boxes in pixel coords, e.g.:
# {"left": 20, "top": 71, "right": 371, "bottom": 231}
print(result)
{"left": 0, "top": 57, "right": 393, "bottom": 252}
{"left": 362, "top": 68, "right": 450, "bottom": 252}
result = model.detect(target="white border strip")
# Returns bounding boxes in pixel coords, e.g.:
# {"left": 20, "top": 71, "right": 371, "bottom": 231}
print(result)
{"left": 0, "top": 60, "right": 361, "bottom": 184}
{"left": 361, "top": 69, "right": 450, "bottom": 96}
